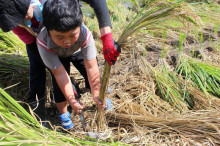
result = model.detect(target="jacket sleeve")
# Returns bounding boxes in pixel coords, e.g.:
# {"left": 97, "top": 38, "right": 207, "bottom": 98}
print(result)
{"left": 81, "top": 0, "right": 112, "bottom": 28}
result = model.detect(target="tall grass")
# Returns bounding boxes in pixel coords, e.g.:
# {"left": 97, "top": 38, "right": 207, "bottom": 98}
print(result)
{"left": 0, "top": 29, "right": 25, "bottom": 53}
{"left": 0, "top": 53, "right": 29, "bottom": 99}
{"left": 140, "top": 58, "right": 193, "bottom": 111}
{"left": 117, "top": 0, "right": 199, "bottom": 45}
{"left": 0, "top": 30, "right": 28, "bottom": 98}
{"left": 178, "top": 31, "right": 187, "bottom": 53}
{"left": 0, "top": 88, "right": 125, "bottom": 145}
{"left": 176, "top": 54, "right": 220, "bottom": 98}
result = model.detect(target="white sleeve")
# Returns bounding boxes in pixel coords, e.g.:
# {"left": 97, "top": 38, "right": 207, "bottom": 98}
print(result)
{"left": 37, "top": 38, "right": 61, "bottom": 69}
{"left": 81, "top": 30, "right": 97, "bottom": 60}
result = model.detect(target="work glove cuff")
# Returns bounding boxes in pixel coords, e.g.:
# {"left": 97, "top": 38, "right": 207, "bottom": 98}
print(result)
{"left": 100, "top": 33, "right": 121, "bottom": 65}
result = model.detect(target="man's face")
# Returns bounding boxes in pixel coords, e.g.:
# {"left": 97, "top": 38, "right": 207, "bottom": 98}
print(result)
{"left": 49, "top": 26, "right": 81, "bottom": 48}
{"left": 25, "top": 5, "right": 34, "bottom": 20}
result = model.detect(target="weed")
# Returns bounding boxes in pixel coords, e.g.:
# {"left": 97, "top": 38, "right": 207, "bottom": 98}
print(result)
{"left": 199, "top": 31, "right": 203, "bottom": 49}
{"left": 178, "top": 31, "right": 187, "bottom": 53}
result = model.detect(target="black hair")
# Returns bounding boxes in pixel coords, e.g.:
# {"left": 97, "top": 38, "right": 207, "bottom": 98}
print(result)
{"left": 43, "top": 0, "right": 82, "bottom": 32}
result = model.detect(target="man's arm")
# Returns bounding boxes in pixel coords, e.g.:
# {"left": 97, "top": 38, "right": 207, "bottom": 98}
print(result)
{"left": 100, "top": 26, "right": 111, "bottom": 36}
{"left": 81, "top": 0, "right": 112, "bottom": 29}
{"left": 81, "top": 0, "right": 121, "bottom": 65}
{"left": 81, "top": 0, "right": 112, "bottom": 36}
{"left": 84, "top": 58, "right": 105, "bottom": 110}
{"left": 50, "top": 64, "right": 83, "bottom": 114}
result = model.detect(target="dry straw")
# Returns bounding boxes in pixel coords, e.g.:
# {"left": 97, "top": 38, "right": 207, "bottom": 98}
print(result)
{"left": 98, "top": 0, "right": 200, "bottom": 131}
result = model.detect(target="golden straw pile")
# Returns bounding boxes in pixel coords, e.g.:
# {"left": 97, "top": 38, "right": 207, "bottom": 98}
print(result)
{"left": 68, "top": 50, "right": 220, "bottom": 145}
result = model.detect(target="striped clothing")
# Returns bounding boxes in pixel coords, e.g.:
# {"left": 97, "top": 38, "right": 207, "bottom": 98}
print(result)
{"left": 37, "top": 24, "right": 96, "bottom": 69}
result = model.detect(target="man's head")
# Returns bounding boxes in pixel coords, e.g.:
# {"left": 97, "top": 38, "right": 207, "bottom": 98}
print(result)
{"left": 0, "top": 0, "right": 31, "bottom": 32}
{"left": 43, "top": 0, "right": 83, "bottom": 48}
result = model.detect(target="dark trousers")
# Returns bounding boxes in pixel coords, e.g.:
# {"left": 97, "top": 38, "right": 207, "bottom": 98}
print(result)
{"left": 26, "top": 40, "right": 46, "bottom": 102}
{"left": 51, "top": 52, "right": 90, "bottom": 103}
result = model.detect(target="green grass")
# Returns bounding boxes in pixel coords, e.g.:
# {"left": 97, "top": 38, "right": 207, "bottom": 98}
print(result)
{"left": 0, "top": 88, "right": 127, "bottom": 145}
{"left": 0, "top": 53, "right": 29, "bottom": 100}
{"left": 0, "top": 29, "right": 29, "bottom": 99}
{"left": 176, "top": 54, "right": 220, "bottom": 98}
{"left": 0, "top": 29, "right": 25, "bottom": 54}
{"left": 191, "top": 2, "right": 220, "bottom": 26}
{"left": 178, "top": 31, "right": 187, "bottom": 53}
{"left": 148, "top": 59, "right": 193, "bottom": 111}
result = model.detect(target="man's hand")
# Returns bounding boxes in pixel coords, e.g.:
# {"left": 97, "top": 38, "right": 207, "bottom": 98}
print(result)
{"left": 101, "top": 33, "right": 121, "bottom": 65}
{"left": 93, "top": 96, "right": 106, "bottom": 110}
{"left": 69, "top": 97, "right": 83, "bottom": 114}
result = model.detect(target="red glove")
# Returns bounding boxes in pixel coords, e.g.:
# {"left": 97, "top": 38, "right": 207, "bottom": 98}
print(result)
{"left": 100, "top": 33, "right": 121, "bottom": 65}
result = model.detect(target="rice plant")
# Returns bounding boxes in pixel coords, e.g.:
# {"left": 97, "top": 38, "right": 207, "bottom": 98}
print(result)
{"left": 0, "top": 88, "right": 126, "bottom": 145}
{"left": 199, "top": 31, "right": 203, "bottom": 49}
{"left": 0, "top": 53, "right": 29, "bottom": 99}
{"left": 178, "top": 31, "right": 187, "bottom": 53}
{"left": 176, "top": 54, "right": 220, "bottom": 98}
{"left": 140, "top": 57, "right": 193, "bottom": 111}
{"left": 0, "top": 29, "right": 25, "bottom": 53}
{"left": 99, "top": 0, "right": 200, "bottom": 129}
{"left": 0, "top": 30, "right": 28, "bottom": 98}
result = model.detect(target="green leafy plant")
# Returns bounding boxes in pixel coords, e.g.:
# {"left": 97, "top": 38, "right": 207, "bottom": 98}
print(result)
{"left": 0, "top": 88, "right": 126, "bottom": 145}
{"left": 0, "top": 53, "right": 29, "bottom": 99}
{"left": 199, "top": 31, "right": 203, "bottom": 49}
{"left": 176, "top": 54, "right": 220, "bottom": 98}
{"left": 0, "top": 30, "right": 25, "bottom": 53}
{"left": 178, "top": 31, "right": 187, "bottom": 53}
{"left": 160, "top": 29, "right": 168, "bottom": 58}
{"left": 142, "top": 58, "right": 192, "bottom": 111}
